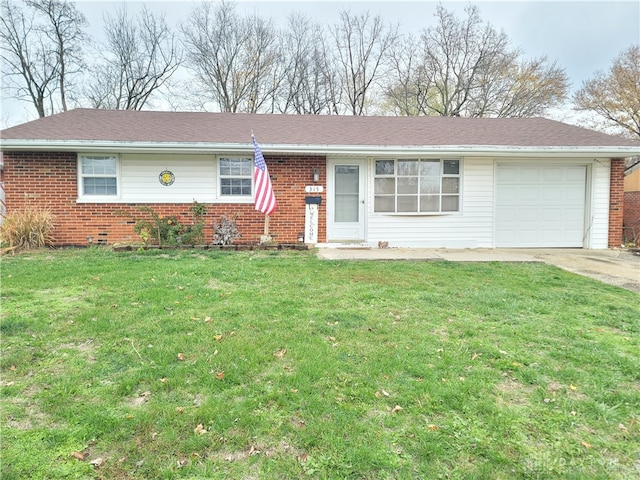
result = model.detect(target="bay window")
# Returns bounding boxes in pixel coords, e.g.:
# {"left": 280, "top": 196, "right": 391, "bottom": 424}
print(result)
{"left": 374, "top": 159, "right": 460, "bottom": 213}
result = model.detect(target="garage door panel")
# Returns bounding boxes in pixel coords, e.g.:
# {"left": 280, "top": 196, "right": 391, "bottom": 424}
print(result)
{"left": 496, "top": 164, "right": 586, "bottom": 248}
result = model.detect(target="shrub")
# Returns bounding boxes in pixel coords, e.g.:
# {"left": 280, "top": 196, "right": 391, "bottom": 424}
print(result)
{"left": 0, "top": 207, "right": 55, "bottom": 250}
{"left": 132, "top": 202, "right": 207, "bottom": 246}
{"left": 212, "top": 214, "right": 241, "bottom": 245}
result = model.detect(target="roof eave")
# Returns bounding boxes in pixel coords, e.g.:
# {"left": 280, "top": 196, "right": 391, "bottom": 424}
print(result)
{"left": 0, "top": 139, "right": 638, "bottom": 158}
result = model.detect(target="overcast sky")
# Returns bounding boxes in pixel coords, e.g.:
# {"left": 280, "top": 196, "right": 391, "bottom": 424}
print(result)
{"left": 1, "top": 0, "right": 638, "bottom": 128}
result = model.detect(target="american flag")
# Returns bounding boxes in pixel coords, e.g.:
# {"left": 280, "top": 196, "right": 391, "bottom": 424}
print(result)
{"left": 252, "top": 135, "right": 276, "bottom": 215}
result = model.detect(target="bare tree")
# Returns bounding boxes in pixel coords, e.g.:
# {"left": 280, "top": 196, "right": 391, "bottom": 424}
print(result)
{"left": 84, "top": 5, "right": 181, "bottom": 110}
{"left": 384, "top": 33, "right": 430, "bottom": 116}
{"left": 26, "top": 0, "right": 86, "bottom": 111}
{"left": 276, "top": 13, "right": 336, "bottom": 114}
{"left": 181, "top": 1, "right": 281, "bottom": 113}
{"left": 1, "top": 0, "right": 86, "bottom": 117}
{"left": 574, "top": 45, "right": 640, "bottom": 139}
{"left": 329, "top": 11, "right": 399, "bottom": 115}
{"left": 385, "top": 5, "right": 568, "bottom": 117}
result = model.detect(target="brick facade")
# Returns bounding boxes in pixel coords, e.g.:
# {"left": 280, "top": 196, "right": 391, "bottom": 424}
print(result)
{"left": 2, "top": 151, "right": 326, "bottom": 246}
{"left": 608, "top": 158, "right": 625, "bottom": 247}
{"left": 623, "top": 191, "right": 640, "bottom": 242}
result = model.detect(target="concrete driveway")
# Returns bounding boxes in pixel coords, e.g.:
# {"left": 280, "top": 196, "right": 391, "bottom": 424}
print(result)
{"left": 317, "top": 247, "right": 640, "bottom": 293}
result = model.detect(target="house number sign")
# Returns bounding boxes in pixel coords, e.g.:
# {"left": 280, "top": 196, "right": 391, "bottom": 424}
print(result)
{"left": 159, "top": 170, "right": 175, "bottom": 186}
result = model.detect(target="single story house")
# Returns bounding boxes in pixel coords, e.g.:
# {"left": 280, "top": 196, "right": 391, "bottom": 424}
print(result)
{"left": 1, "top": 108, "right": 639, "bottom": 248}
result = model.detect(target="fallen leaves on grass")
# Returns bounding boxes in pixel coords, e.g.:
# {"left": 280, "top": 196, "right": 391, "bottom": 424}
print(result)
{"left": 194, "top": 424, "right": 208, "bottom": 435}
{"left": 374, "top": 390, "right": 390, "bottom": 399}
{"left": 70, "top": 451, "right": 85, "bottom": 461}
{"left": 274, "top": 348, "right": 287, "bottom": 358}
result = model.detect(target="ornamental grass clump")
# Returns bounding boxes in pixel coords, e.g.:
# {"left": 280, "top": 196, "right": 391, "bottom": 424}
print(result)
{"left": 0, "top": 206, "right": 55, "bottom": 250}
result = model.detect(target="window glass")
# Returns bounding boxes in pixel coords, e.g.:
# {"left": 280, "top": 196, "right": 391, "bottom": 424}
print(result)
{"left": 398, "top": 160, "right": 418, "bottom": 176}
{"left": 220, "top": 158, "right": 252, "bottom": 196}
{"left": 374, "top": 178, "right": 395, "bottom": 195}
{"left": 442, "top": 196, "right": 459, "bottom": 212}
{"left": 374, "top": 196, "right": 395, "bottom": 212}
{"left": 442, "top": 177, "right": 459, "bottom": 194}
{"left": 420, "top": 176, "right": 440, "bottom": 194}
{"left": 375, "top": 160, "right": 394, "bottom": 175}
{"left": 80, "top": 156, "right": 117, "bottom": 196}
{"left": 420, "top": 195, "right": 440, "bottom": 212}
{"left": 420, "top": 160, "right": 440, "bottom": 176}
{"left": 397, "top": 177, "right": 418, "bottom": 194}
{"left": 443, "top": 160, "right": 459, "bottom": 175}
{"left": 397, "top": 196, "right": 418, "bottom": 212}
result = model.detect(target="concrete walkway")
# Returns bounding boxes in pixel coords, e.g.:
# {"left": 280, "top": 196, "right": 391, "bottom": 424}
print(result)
{"left": 317, "top": 247, "right": 640, "bottom": 293}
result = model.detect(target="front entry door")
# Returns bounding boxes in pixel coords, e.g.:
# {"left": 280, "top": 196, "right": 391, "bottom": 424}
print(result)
{"left": 328, "top": 160, "right": 366, "bottom": 241}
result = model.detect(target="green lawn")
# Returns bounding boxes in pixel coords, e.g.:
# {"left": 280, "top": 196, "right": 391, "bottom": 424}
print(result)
{"left": 1, "top": 248, "right": 639, "bottom": 479}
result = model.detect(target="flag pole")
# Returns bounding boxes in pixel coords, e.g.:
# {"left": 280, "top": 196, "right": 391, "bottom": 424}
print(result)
{"left": 264, "top": 214, "right": 270, "bottom": 236}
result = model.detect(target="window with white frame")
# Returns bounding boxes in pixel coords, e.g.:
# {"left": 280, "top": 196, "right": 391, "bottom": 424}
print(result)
{"left": 219, "top": 158, "right": 252, "bottom": 197}
{"left": 374, "top": 159, "right": 460, "bottom": 213}
{"left": 79, "top": 155, "right": 118, "bottom": 196}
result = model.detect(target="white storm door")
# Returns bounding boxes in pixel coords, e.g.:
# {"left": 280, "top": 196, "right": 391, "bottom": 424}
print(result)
{"left": 328, "top": 160, "right": 366, "bottom": 241}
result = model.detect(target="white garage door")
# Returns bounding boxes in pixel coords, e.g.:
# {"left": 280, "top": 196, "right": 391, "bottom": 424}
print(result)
{"left": 496, "top": 164, "right": 587, "bottom": 247}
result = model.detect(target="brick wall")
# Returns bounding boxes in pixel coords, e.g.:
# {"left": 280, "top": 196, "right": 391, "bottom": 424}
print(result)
{"left": 624, "top": 191, "right": 640, "bottom": 240}
{"left": 2, "top": 151, "right": 326, "bottom": 246}
{"left": 608, "top": 158, "right": 625, "bottom": 247}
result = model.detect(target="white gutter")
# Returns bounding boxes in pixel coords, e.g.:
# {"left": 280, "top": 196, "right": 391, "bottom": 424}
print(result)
{"left": 1, "top": 139, "right": 639, "bottom": 158}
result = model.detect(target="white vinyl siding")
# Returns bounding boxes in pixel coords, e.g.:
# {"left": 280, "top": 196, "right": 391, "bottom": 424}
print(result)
{"left": 589, "top": 159, "right": 611, "bottom": 249}
{"left": 119, "top": 154, "right": 216, "bottom": 203}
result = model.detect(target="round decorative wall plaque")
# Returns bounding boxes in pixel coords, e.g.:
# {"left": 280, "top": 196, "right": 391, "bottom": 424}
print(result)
{"left": 159, "top": 170, "right": 175, "bottom": 186}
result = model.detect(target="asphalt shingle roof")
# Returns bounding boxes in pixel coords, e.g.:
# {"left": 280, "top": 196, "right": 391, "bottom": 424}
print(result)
{"left": 2, "top": 108, "right": 639, "bottom": 149}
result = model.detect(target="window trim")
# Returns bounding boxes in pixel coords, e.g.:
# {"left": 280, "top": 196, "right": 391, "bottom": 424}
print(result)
{"left": 373, "top": 158, "right": 462, "bottom": 215}
{"left": 217, "top": 156, "right": 254, "bottom": 201}
{"left": 77, "top": 154, "right": 120, "bottom": 201}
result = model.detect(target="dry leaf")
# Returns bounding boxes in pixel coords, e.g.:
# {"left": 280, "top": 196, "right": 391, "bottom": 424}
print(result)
{"left": 204, "top": 316, "right": 212, "bottom": 323}
{"left": 177, "top": 353, "right": 185, "bottom": 361}
{"left": 471, "top": 353, "right": 480, "bottom": 361}
{"left": 618, "top": 423, "right": 628, "bottom": 432}
{"left": 570, "top": 384, "right": 578, "bottom": 391}
{"left": 89, "top": 457, "right": 104, "bottom": 467}
{"left": 248, "top": 445, "right": 260, "bottom": 456}
{"left": 392, "top": 405, "right": 403, "bottom": 413}
{"left": 70, "top": 451, "right": 85, "bottom": 461}
{"left": 159, "top": 377, "right": 168, "bottom": 383}
{"left": 214, "top": 334, "right": 223, "bottom": 341}
{"left": 194, "top": 423, "right": 207, "bottom": 435}
{"left": 275, "top": 348, "right": 287, "bottom": 358}
{"left": 427, "top": 424, "right": 439, "bottom": 431}
{"left": 581, "top": 441, "right": 592, "bottom": 449}
{"left": 176, "top": 407, "right": 184, "bottom": 413}
{"left": 374, "top": 391, "right": 383, "bottom": 399}
{"left": 9, "top": 365, "right": 16, "bottom": 371}
{"left": 215, "top": 372, "right": 225, "bottom": 380}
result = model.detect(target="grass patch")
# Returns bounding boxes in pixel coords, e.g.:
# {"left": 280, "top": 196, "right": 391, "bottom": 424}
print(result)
{"left": 1, "top": 248, "right": 639, "bottom": 479}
